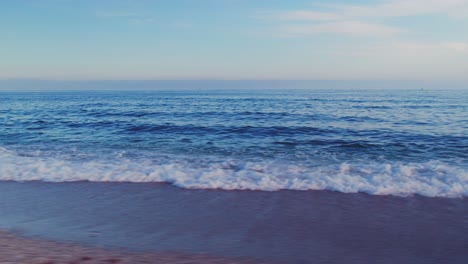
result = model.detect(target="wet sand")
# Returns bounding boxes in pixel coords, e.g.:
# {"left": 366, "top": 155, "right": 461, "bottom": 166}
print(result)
{"left": 0, "top": 182, "right": 467, "bottom": 264}
{"left": 0, "top": 231, "right": 263, "bottom": 264}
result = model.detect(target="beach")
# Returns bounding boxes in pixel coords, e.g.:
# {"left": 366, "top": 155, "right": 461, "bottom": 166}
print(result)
{"left": 0, "top": 231, "right": 264, "bottom": 264}
{"left": 0, "top": 181, "right": 467, "bottom": 264}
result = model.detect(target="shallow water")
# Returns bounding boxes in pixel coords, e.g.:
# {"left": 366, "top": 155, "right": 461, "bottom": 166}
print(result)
{"left": 0, "top": 182, "right": 467, "bottom": 264}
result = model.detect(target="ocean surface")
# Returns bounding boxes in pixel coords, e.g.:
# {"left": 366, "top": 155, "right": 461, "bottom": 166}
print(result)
{"left": 0, "top": 89, "right": 467, "bottom": 263}
{"left": 0, "top": 89, "right": 467, "bottom": 197}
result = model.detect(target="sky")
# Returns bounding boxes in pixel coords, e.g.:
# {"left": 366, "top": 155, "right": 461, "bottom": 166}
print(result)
{"left": 1, "top": 0, "right": 468, "bottom": 82}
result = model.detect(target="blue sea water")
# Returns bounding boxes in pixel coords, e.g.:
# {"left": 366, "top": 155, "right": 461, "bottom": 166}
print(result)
{"left": 0, "top": 89, "right": 467, "bottom": 197}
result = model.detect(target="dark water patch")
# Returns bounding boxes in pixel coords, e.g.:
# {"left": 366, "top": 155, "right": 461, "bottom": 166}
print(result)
{"left": 339, "top": 116, "right": 383, "bottom": 122}
{"left": 351, "top": 105, "right": 393, "bottom": 109}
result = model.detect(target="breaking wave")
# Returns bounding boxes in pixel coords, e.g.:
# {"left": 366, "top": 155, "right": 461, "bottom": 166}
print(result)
{"left": 0, "top": 147, "right": 466, "bottom": 198}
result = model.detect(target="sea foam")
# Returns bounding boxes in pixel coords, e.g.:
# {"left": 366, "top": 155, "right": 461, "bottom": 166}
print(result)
{"left": 0, "top": 147, "right": 466, "bottom": 198}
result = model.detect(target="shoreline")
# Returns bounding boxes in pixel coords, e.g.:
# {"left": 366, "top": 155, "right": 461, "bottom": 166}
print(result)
{"left": 0, "top": 230, "right": 264, "bottom": 264}
{"left": 1, "top": 181, "right": 467, "bottom": 264}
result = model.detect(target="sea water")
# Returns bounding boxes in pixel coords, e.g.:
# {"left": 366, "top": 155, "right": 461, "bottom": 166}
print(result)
{"left": 0, "top": 89, "right": 466, "bottom": 197}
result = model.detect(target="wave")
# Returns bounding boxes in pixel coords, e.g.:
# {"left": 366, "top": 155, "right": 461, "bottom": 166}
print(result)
{"left": 0, "top": 147, "right": 466, "bottom": 198}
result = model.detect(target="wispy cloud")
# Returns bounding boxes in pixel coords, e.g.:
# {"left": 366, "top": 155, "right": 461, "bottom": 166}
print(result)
{"left": 281, "top": 21, "right": 402, "bottom": 37}
{"left": 95, "top": 10, "right": 156, "bottom": 24}
{"left": 258, "top": 0, "right": 468, "bottom": 37}
{"left": 323, "top": 0, "right": 468, "bottom": 19}
{"left": 444, "top": 42, "right": 468, "bottom": 53}
{"left": 95, "top": 11, "right": 139, "bottom": 18}
{"left": 378, "top": 41, "right": 468, "bottom": 55}
{"left": 264, "top": 0, "right": 468, "bottom": 21}
{"left": 257, "top": 10, "right": 341, "bottom": 21}
{"left": 129, "top": 18, "right": 156, "bottom": 24}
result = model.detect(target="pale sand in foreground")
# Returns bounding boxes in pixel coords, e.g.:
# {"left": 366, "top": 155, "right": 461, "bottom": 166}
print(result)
{"left": 0, "top": 231, "right": 266, "bottom": 264}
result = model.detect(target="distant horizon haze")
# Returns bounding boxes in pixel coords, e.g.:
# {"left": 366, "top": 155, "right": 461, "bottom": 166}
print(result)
{"left": 0, "top": 79, "right": 466, "bottom": 90}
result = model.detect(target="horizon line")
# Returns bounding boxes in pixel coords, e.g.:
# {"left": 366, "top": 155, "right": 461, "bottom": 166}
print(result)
{"left": 1, "top": 79, "right": 468, "bottom": 82}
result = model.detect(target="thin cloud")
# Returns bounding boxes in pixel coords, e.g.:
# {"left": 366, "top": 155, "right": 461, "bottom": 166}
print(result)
{"left": 444, "top": 42, "right": 468, "bottom": 53}
{"left": 95, "top": 11, "right": 139, "bottom": 18}
{"left": 95, "top": 11, "right": 156, "bottom": 25}
{"left": 334, "top": 41, "right": 468, "bottom": 58}
{"left": 257, "top": 10, "right": 342, "bottom": 21}
{"left": 265, "top": 0, "right": 468, "bottom": 21}
{"left": 129, "top": 18, "right": 156, "bottom": 24}
{"left": 282, "top": 21, "right": 402, "bottom": 37}
{"left": 326, "top": 0, "right": 468, "bottom": 19}
{"left": 257, "top": 0, "right": 468, "bottom": 37}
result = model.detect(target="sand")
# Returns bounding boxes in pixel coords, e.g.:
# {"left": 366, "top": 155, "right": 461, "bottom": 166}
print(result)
{"left": 0, "top": 231, "right": 264, "bottom": 264}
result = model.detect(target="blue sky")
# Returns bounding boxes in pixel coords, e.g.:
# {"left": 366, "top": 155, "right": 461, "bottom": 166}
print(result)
{"left": 1, "top": 0, "right": 468, "bottom": 81}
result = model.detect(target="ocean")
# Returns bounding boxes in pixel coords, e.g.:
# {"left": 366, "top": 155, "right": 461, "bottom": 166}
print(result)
{"left": 0, "top": 89, "right": 467, "bottom": 263}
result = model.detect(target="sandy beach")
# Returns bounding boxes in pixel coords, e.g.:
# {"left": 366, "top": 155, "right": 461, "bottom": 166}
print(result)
{"left": 0, "top": 231, "right": 266, "bottom": 264}
{"left": 1, "top": 182, "right": 467, "bottom": 264}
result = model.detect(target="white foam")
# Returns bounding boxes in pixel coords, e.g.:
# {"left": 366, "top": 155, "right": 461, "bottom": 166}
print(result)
{"left": 0, "top": 147, "right": 466, "bottom": 198}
